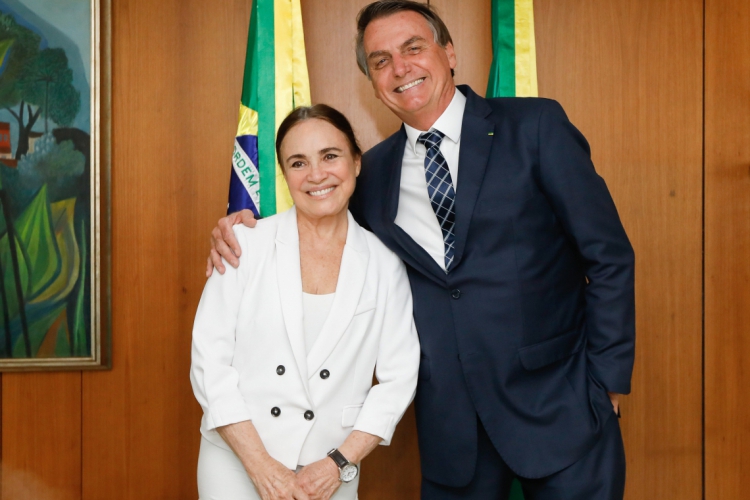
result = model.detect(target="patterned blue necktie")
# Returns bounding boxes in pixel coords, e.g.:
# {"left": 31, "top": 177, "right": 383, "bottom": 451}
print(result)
{"left": 417, "top": 129, "right": 456, "bottom": 271}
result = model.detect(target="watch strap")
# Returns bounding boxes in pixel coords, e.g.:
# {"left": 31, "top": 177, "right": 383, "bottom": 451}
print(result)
{"left": 327, "top": 448, "right": 349, "bottom": 469}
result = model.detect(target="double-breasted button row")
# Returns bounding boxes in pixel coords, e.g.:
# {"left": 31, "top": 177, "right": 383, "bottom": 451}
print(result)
{"left": 277, "top": 365, "right": 330, "bottom": 379}
{"left": 270, "top": 407, "right": 315, "bottom": 420}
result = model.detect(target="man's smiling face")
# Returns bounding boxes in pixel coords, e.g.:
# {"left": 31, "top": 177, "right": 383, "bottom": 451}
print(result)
{"left": 363, "top": 10, "right": 457, "bottom": 131}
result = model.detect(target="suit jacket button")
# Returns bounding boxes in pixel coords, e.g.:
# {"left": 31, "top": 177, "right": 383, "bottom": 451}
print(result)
{"left": 271, "top": 407, "right": 281, "bottom": 417}
{"left": 304, "top": 410, "right": 314, "bottom": 421}
{"left": 451, "top": 289, "right": 461, "bottom": 299}
{"left": 320, "top": 369, "right": 330, "bottom": 379}
{"left": 276, "top": 365, "right": 285, "bottom": 375}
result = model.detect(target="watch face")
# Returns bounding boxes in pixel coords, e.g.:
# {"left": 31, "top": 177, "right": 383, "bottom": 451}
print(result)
{"left": 340, "top": 463, "right": 358, "bottom": 483}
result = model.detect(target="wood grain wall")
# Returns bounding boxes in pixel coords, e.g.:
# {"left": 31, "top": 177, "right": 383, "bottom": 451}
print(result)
{"left": 0, "top": 0, "right": 745, "bottom": 498}
{"left": 705, "top": 0, "right": 750, "bottom": 497}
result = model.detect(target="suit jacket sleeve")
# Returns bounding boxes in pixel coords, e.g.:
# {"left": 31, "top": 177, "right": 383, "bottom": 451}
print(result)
{"left": 536, "top": 100, "right": 636, "bottom": 395}
{"left": 190, "top": 226, "right": 254, "bottom": 430}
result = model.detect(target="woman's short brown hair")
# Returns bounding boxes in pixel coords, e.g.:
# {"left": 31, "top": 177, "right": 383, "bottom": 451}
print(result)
{"left": 275, "top": 104, "right": 363, "bottom": 167}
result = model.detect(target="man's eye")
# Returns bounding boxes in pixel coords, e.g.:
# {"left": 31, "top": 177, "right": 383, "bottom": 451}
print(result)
{"left": 375, "top": 58, "right": 388, "bottom": 68}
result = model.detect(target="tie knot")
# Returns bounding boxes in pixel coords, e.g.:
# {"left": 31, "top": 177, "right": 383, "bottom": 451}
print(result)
{"left": 417, "top": 129, "right": 445, "bottom": 150}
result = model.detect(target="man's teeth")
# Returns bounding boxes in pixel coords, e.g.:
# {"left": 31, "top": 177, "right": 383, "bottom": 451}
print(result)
{"left": 309, "top": 187, "right": 335, "bottom": 197}
{"left": 396, "top": 78, "right": 425, "bottom": 93}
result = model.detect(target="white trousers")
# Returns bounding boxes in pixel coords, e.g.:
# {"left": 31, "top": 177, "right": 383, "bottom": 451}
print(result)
{"left": 197, "top": 437, "right": 359, "bottom": 500}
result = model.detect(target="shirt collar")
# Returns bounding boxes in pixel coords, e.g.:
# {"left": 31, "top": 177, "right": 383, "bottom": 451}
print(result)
{"left": 404, "top": 88, "right": 467, "bottom": 154}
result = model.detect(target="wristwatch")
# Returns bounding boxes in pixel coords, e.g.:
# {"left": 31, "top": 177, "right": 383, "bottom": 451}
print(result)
{"left": 327, "top": 448, "right": 359, "bottom": 483}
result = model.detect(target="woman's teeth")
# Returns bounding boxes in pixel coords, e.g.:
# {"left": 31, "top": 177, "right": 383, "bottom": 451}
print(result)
{"left": 309, "top": 187, "right": 335, "bottom": 197}
{"left": 396, "top": 78, "right": 425, "bottom": 93}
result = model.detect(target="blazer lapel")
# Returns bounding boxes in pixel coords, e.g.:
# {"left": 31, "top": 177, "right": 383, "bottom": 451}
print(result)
{"left": 275, "top": 207, "right": 311, "bottom": 397}
{"left": 450, "top": 86, "right": 495, "bottom": 270}
{"left": 306, "top": 211, "right": 369, "bottom": 377}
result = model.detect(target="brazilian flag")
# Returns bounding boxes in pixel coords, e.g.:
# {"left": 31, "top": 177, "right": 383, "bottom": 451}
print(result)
{"left": 487, "top": 3, "right": 539, "bottom": 498}
{"left": 228, "top": 0, "right": 310, "bottom": 217}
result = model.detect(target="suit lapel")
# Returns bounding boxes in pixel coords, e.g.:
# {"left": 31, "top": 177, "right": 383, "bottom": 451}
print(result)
{"left": 306, "top": 211, "right": 369, "bottom": 376}
{"left": 380, "top": 129, "right": 448, "bottom": 286}
{"left": 274, "top": 207, "right": 311, "bottom": 398}
{"left": 450, "top": 86, "right": 495, "bottom": 270}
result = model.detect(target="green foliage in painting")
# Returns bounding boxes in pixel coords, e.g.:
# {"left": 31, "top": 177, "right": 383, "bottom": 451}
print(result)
{"left": 0, "top": 14, "right": 81, "bottom": 158}
{"left": 20, "top": 48, "right": 81, "bottom": 129}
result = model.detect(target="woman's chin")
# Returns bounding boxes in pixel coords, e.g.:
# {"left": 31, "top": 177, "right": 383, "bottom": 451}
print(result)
{"left": 295, "top": 200, "right": 348, "bottom": 220}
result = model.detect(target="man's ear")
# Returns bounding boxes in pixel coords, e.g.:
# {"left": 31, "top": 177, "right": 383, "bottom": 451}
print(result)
{"left": 445, "top": 41, "right": 457, "bottom": 71}
{"left": 355, "top": 160, "right": 362, "bottom": 177}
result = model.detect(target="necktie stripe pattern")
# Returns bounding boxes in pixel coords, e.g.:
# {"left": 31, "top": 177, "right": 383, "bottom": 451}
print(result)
{"left": 418, "top": 130, "right": 456, "bottom": 271}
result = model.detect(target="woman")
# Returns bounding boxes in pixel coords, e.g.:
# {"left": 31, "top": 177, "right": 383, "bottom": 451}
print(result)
{"left": 191, "top": 105, "right": 420, "bottom": 500}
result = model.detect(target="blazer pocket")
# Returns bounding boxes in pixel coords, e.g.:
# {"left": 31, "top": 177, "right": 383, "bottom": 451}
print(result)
{"left": 517, "top": 329, "right": 584, "bottom": 371}
{"left": 354, "top": 301, "right": 376, "bottom": 315}
{"left": 341, "top": 404, "right": 364, "bottom": 427}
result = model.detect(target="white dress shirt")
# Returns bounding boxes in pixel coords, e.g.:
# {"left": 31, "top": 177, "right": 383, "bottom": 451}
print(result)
{"left": 396, "top": 89, "right": 467, "bottom": 270}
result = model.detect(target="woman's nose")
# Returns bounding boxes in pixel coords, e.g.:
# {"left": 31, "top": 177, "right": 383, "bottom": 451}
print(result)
{"left": 308, "top": 163, "right": 327, "bottom": 182}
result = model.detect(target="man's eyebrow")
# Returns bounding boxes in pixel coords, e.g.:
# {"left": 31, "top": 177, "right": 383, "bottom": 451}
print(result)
{"left": 367, "top": 49, "right": 391, "bottom": 61}
{"left": 399, "top": 36, "right": 426, "bottom": 50}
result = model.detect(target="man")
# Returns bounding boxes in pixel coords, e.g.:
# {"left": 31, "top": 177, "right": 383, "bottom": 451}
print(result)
{"left": 208, "top": 1, "right": 634, "bottom": 498}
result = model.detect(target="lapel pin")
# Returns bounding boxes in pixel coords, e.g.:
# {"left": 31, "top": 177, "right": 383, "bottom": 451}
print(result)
{"left": 488, "top": 132, "right": 494, "bottom": 136}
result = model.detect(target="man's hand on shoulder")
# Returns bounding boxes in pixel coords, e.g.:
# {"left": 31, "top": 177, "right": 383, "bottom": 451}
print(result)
{"left": 206, "top": 209, "right": 257, "bottom": 277}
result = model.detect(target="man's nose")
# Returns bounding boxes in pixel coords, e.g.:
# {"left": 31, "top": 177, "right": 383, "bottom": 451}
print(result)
{"left": 392, "top": 54, "right": 410, "bottom": 78}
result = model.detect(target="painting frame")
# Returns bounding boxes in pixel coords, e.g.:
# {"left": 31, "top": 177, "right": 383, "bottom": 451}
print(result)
{"left": 0, "top": 0, "right": 111, "bottom": 371}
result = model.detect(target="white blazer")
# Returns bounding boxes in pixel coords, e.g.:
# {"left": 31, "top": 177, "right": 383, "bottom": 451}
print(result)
{"left": 191, "top": 207, "right": 420, "bottom": 469}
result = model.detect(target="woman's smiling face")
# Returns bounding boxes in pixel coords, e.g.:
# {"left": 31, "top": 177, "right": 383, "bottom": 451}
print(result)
{"left": 279, "top": 118, "right": 361, "bottom": 220}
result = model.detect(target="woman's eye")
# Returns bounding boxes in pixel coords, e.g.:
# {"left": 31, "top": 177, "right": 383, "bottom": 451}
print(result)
{"left": 324, "top": 154, "right": 338, "bottom": 161}
{"left": 290, "top": 161, "right": 304, "bottom": 169}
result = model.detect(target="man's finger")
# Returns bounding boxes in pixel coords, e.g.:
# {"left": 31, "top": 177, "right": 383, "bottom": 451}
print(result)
{"left": 218, "top": 219, "right": 243, "bottom": 258}
{"left": 239, "top": 209, "right": 258, "bottom": 228}
{"left": 210, "top": 248, "right": 227, "bottom": 275}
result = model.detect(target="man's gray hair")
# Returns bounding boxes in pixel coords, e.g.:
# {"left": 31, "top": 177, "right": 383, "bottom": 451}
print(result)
{"left": 355, "top": 1, "right": 454, "bottom": 79}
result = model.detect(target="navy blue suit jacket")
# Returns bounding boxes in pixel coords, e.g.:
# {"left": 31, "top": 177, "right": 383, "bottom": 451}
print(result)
{"left": 349, "top": 86, "right": 635, "bottom": 485}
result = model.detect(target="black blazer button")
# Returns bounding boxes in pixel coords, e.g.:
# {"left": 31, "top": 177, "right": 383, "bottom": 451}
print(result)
{"left": 304, "top": 410, "right": 315, "bottom": 421}
{"left": 320, "top": 369, "right": 330, "bottom": 379}
{"left": 276, "top": 365, "right": 285, "bottom": 375}
{"left": 271, "top": 407, "right": 281, "bottom": 417}
{"left": 451, "top": 289, "right": 461, "bottom": 299}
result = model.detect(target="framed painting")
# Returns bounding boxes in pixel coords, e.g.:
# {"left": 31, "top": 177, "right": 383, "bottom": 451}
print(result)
{"left": 0, "top": 0, "right": 110, "bottom": 370}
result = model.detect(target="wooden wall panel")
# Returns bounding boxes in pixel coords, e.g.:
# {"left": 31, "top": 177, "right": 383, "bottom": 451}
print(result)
{"left": 2, "top": 372, "right": 81, "bottom": 500}
{"left": 705, "top": 0, "right": 750, "bottom": 498}
{"left": 302, "top": 0, "right": 401, "bottom": 152}
{"left": 534, "top": 1, "right": 704, "bottom": 498}
{"left": 429, "top": 0, "right": 492, "bottom": 95}
{"left": 81, "top": 0, "right": 251, "bottom": 498}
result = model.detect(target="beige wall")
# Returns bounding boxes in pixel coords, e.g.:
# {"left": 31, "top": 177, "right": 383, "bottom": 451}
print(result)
{"left": 0, "top": 1, "right": 746, "bottom": 499}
